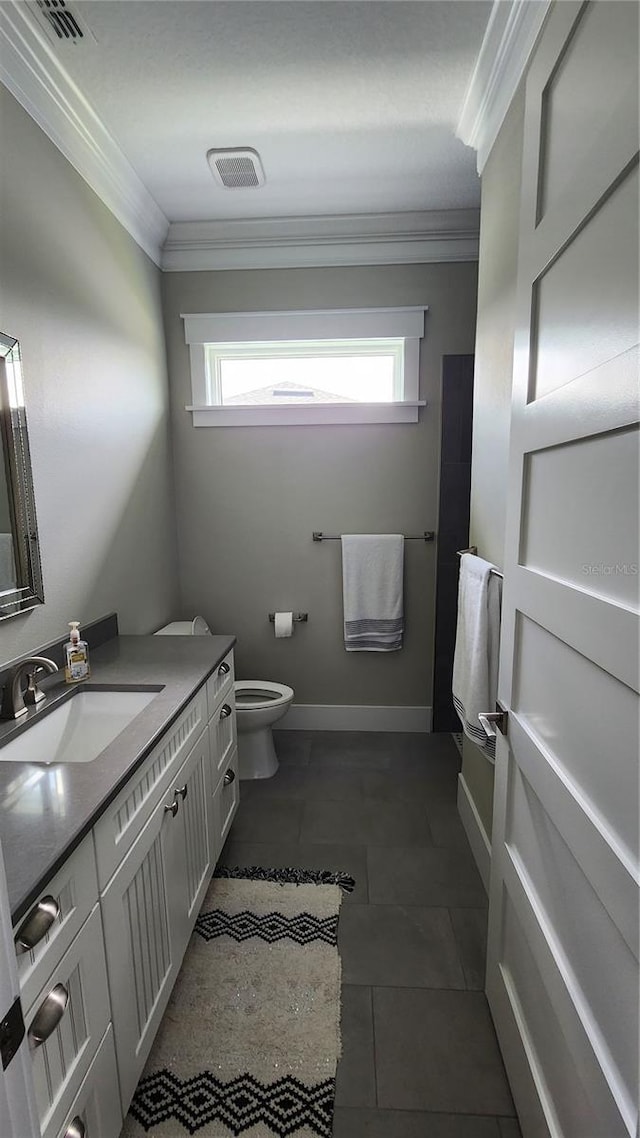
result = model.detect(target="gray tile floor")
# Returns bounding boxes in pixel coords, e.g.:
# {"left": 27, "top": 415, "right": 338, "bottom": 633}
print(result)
{"left": 221, "top": 730, "right": 521, "bottom": 1138}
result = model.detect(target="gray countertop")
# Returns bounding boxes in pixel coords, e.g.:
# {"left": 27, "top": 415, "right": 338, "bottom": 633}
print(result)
{"left": 0, "top": 632, "right": 235, "bottom": 923}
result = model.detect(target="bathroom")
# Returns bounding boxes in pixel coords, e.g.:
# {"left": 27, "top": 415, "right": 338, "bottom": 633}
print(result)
{"left": 0, "top": 3, "right": 638, "bottom": 1137}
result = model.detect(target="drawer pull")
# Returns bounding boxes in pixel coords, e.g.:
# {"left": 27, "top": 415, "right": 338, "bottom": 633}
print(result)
{"left": 63, "top": 1118, "right": 86, "bottom": 1138}
{"left": 220, "top": 704, "right": 232, "bottom": 719}
{"left": 174, "top": 784, "right": 188, "bottom": 801}
{"left": 29, "top": 983, "right": 68, "bottom": 1046}
{"left": 223, "top": 768, "right": 236, "bottom": 786}
{"left": 218, "top": 661, "right": 230, "bottom": 676}
{"left": 14, "top": 895, "right": 59, "bottom": 954}
{"left": 164, "top": 800, "right": 179, "bottom": 817}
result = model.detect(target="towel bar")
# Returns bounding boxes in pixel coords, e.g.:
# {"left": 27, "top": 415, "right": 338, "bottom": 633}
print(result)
{"left": 313, "top": 531, "right": 435, "bottom": 542}
{"left": 457, "top": 547, "right": 504, "bottom": 579}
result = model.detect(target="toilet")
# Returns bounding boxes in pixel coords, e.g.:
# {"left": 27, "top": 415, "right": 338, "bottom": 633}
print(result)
{"left": 154, "top": 616, "right": 293, "bottom": 780}
{"left": 234, "top": 681, "right": 294, "bottom": 780}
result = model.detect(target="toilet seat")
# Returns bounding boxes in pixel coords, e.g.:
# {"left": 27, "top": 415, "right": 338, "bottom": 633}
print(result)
{"left": 234, "top": 680, "right": 294, "bottom": 711}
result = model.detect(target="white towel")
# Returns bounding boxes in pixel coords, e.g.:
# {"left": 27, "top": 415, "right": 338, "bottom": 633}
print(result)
{"left": 452, "top": 553, "right": 502, "bottom": 756}
{"left": 341, "top": 534, "right": 404, "bottom": 652}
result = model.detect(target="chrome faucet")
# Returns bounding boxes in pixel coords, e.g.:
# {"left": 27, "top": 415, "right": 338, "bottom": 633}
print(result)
{"left": 1, "top": 656, "right": 59, "bottom": 720}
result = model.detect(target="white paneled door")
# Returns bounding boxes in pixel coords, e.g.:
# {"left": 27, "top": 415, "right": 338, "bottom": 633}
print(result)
{"left": 486, "top": 3, "right": 639, "bottom": 1138}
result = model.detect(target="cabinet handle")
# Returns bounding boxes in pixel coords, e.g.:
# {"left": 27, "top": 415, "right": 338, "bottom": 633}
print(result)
{"left": 28, "top": 983, "right": 68, "bottom": 1046}
{"left": 223, "top": 768, "right": 236, "bottom": 786}
{"left": 218, "top": 661, "right": 230, "bottom": 676}
{"left": 174, "top": 784, "right": 188, "bottom": 801}
{"left": 63, "top": 1118, "right": 86, "bottom": 1138}
{"left": 220, "top": 704, "right": 232, "bottom": 719}
{"left": 164, "top": 800, "right": 179, "bottom": 817}
{"left": 14, "top": 895, "right": 59, "bottom": 954}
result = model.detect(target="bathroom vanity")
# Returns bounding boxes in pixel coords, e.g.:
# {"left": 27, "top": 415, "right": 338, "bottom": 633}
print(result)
{"left": 0, "top": 630, "right": 238, "bottom": 1138}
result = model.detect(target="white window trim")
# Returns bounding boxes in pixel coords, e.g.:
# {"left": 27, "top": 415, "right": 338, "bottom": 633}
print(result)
{"left": 182, "top": 307, "right": 427, "bottom": 426}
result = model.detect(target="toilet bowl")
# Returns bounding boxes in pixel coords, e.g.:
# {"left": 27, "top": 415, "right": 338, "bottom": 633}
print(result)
{"left": 234, "top": 681, "right": 294, "bottom": 780}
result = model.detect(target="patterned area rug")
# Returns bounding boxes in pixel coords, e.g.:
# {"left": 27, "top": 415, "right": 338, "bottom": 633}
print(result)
{"left": 122, "top": 867, "right": 348, "bottom": 1137}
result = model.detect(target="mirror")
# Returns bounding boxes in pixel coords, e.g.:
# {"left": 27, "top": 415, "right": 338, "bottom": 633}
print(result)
{"left": 0, "top": 333, "right": 44, "bottom": 618}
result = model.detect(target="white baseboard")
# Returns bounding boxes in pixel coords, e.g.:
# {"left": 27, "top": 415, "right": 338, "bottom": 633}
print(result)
{"left": 278, "top": 704, "right": 432, "bottom": 733}
{"left": 457, "top": 772, "right": 491, "bottom": 894}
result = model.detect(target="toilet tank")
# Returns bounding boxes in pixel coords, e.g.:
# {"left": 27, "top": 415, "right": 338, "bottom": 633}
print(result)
{"left": 155, "top": 616, "right": 212, "bottom": 636}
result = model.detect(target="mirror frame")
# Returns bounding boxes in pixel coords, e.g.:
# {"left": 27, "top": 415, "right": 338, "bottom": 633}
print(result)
{"left": 0, "top": 333, "right": 44, "bottom": 619}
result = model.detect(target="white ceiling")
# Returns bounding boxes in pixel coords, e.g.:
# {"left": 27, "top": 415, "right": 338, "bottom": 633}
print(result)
{"left": 45, "top": 0, "right": 492, "bottom": 224}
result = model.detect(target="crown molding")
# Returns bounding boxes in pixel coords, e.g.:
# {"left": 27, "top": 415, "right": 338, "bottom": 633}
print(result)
{"left": 162, "top": 210, "right": 480, "bottom": 272}
{"left": 0, "top": 0, "right": 168, "bottom": 265}
{"left": 457, "top": 0, "right": 552, "bottom": 174}
{"left": 0, "top": 0, "right": 479, "bottom": 272}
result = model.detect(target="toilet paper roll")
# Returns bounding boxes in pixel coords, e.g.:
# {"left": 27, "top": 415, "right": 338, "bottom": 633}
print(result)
{"left": 274, "top": 612, "right": 294, "bottom": 638}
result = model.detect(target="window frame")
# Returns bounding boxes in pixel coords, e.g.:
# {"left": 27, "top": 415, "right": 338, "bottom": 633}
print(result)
{"left": 182, "top": 307, "right": 427, "bottom": 426}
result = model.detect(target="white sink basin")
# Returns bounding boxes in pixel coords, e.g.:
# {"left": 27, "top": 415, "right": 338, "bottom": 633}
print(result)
{"left": 0, "top": 689, "right": 159, "bottom": 765}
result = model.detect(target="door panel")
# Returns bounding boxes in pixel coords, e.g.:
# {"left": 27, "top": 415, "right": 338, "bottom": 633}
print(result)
{"left": 500, "top": 889, "right": 628, "bottom": 1137}
{"left": 506, "top": 768, "right": 637, "bottom": 1104}
{"left": 539, "top": 0, "right": 639, "bottom": 216}
{"left": 486, "top": 4, "right": 639, "bottom": 1136}
{"left": 520, "top": 427, "right": 639, "bottom": 606}
{"left": 507, "top": 711, "right": 637, "bottom": 958}
{"left": 532, "top": 168, "right": 639, "bottom": 402}
{"left": 512, "top": 614, "right": 638, "bottom": 860}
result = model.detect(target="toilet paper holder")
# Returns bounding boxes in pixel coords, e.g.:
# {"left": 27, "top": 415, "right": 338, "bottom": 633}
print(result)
{"left": 268, "top": 612, "right": 308, "bottom": 623}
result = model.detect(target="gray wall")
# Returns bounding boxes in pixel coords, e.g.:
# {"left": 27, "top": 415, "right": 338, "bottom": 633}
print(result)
{"left": 461, "top": 85, "right": 526, "bottom": 835}
{"left": 162, "top": 263, "right": 478, "bottom": 706}
{"left": 0, "top": 86, "right": 179, "bottom": 660}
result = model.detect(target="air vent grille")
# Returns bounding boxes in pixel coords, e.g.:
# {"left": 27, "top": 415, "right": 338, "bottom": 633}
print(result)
{"left": 207, "top": 148, "right": 266, "bottom": 189}
{"left": 35, "top": 0, "right": 84, "bottom": 40}
{"left": 215, "top": 156, "right": 259, "bottom": 189}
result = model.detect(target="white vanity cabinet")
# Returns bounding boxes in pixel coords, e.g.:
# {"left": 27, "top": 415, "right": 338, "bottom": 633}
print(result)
{"left": 10, "top": 647, "right": 239, "bottom": 1137}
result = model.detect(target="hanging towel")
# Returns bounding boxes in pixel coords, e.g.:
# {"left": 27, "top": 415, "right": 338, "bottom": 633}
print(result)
{"left": 341, "top": 534, "right": 404, "bottom": 651}
{"left": 452, "top": 553, "right": 502, "bottom": 757}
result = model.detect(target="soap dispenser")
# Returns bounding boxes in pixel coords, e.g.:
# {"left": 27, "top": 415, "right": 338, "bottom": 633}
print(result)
{"left": 64, "top": 621, "right": 91, "bottom": 683}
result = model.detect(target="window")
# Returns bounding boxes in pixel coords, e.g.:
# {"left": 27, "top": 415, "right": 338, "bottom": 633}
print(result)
{"left": 183, "top": 308, "right": 427, "bottom": 426}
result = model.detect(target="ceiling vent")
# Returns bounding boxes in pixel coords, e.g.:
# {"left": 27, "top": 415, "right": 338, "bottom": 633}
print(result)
{"left": 28, "top": 0, "right": 93, "bottom": 45}
{"left": 206, "top": 148, "right": 266, "bottom": 189}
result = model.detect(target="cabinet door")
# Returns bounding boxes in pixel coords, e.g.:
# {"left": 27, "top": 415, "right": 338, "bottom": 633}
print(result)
{"left": 206, "top": 651, "right": 234, "bottom": 715}
{"left": 170, "top": 731, "right": 214, "bottom": 956}
{"left": 209, "top": 689, "right": 236, "bottom": 785}
{"left": 25, "top": 906, "right": 111, "bottom": 1138}
{"left": 100, "top": 789, "right": 183, "bottom": 1115}
{"left": 55, "top": 1026, "right": 121, "bottom": 1138}
{"left": 93, "top": 688, "right": 208, "bottom": 891}
{"left": 211, "top": 748, "right": 240, "bottom": 864}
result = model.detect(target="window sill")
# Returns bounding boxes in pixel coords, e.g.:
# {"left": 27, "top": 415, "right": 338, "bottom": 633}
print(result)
{"left": 185, "top": 401, "right": 426, "bottom": 427}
